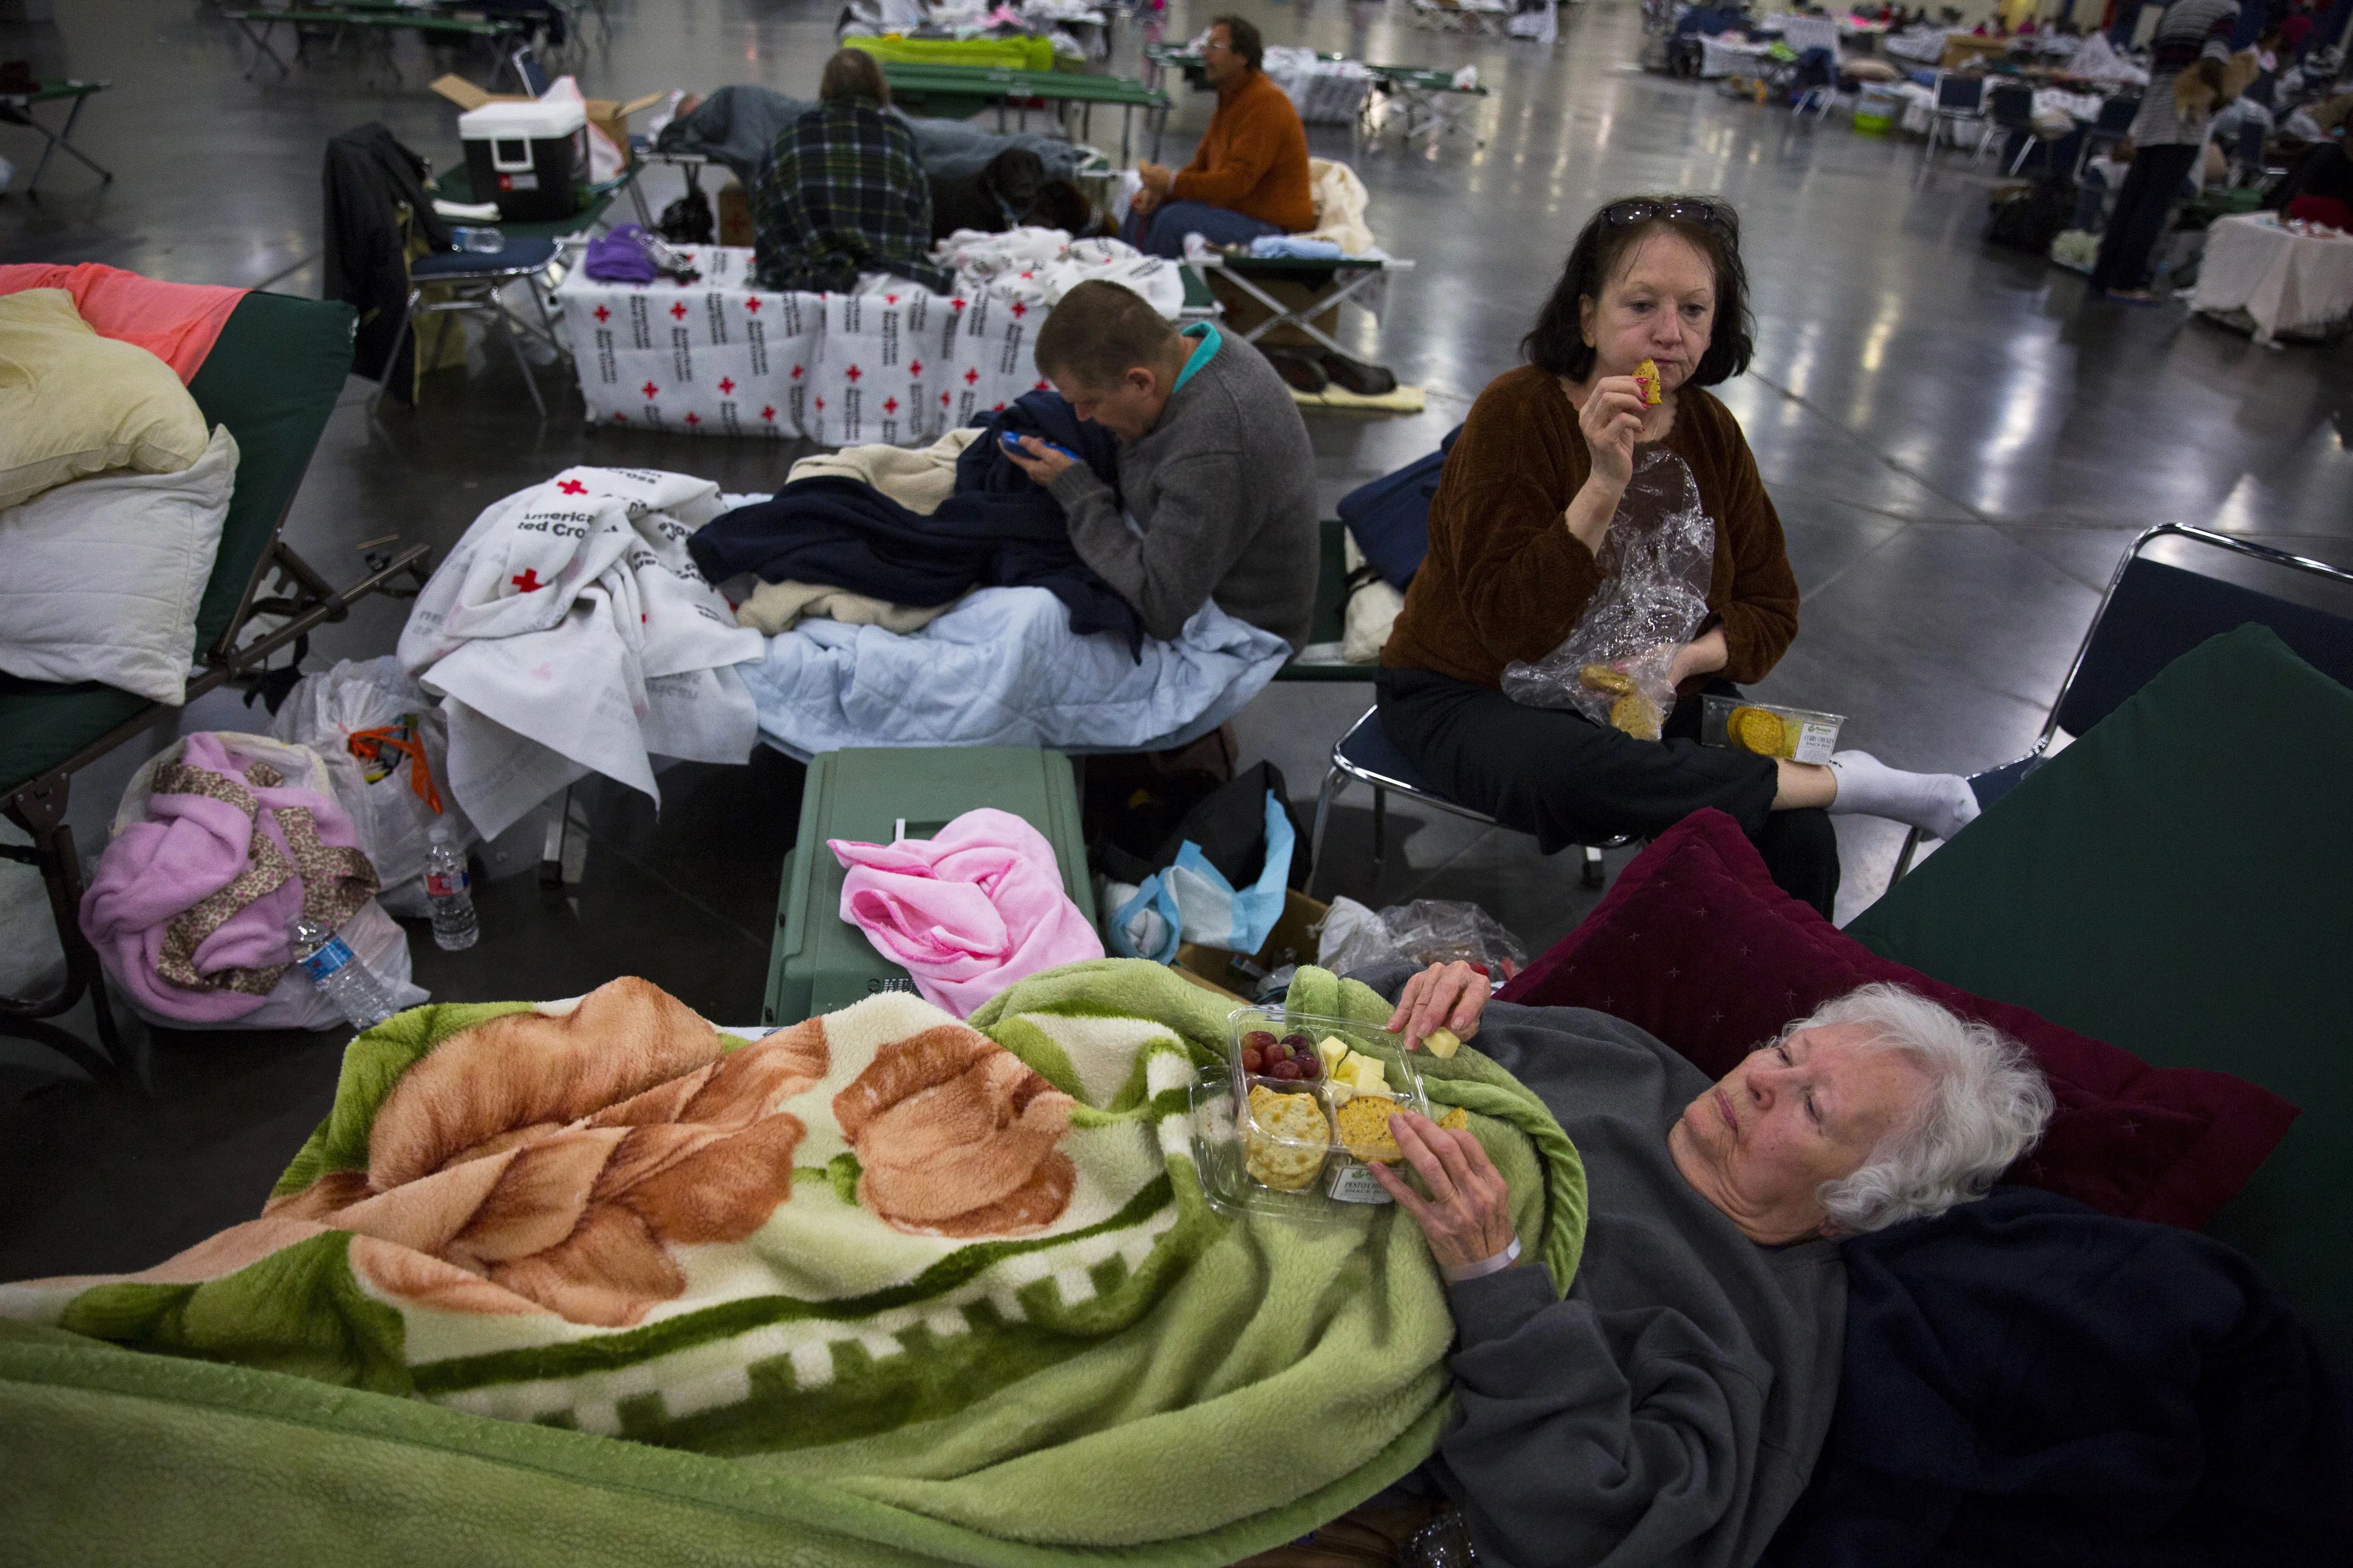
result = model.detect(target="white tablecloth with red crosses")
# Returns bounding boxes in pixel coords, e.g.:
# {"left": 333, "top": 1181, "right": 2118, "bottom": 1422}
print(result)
{"left": 557, "top": 245, "right": 1062, "bottom": 445}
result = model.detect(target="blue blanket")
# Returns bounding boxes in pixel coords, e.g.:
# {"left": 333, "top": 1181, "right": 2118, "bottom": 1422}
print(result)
{"left": 742, "top": 587, "right": 1289, "bottom": 760}
{"left": 1764, "top": 1186, "right": 2353, "bottom": 1567}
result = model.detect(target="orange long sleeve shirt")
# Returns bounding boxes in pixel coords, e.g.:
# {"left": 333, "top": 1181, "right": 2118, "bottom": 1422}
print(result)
{"left": 1169, "top": 70, "right": 1316, "bottom": 233}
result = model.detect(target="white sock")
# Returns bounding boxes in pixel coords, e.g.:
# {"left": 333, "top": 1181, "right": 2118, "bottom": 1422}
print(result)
{"left": 1824, "top": 751, "right": 1981, "bottom": 841}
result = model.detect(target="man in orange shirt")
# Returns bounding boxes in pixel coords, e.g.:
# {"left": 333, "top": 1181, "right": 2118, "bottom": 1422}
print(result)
{"left": 1123, "top": 16, "right": 1315, "bottom": 258}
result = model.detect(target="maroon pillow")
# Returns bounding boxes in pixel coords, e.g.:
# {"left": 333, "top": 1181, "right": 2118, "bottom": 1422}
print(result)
{"left": 1495, "top": 810, "right": 2297, "bottom": 1230}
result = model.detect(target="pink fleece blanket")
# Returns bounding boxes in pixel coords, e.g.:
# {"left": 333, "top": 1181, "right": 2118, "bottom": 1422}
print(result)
{"left": 80, "top": 733, "right": 380, "bottom": 1023}
{"left": 830, "top": 808, "right": 1104, "bottom": 1017}
{"left": 0, "top": 262, "right": 245, "bottom": 382}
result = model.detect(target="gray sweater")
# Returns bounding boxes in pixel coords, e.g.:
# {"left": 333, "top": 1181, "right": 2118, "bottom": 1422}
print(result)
{"left": 1047, "top": 338, "right": 1317, "bottom": 649}
{"left": 1366, "top": 977, "right": 1846, "bottom": 1568}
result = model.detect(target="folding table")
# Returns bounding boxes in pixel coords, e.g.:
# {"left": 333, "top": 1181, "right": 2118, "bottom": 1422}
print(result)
{"left": 1187, "top": 251, "right": 1413, "bottom": 357}
{"left": 0, "top": 80, "right": 113, "bottom": 199}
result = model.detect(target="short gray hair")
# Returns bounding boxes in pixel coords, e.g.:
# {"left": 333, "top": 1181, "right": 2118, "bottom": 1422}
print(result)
{"left": 1795, "top": 983, "right": 2054, "bottom": 1235}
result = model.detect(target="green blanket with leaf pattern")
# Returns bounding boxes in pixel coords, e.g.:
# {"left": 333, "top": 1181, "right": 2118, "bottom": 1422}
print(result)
{"left": 0, "top": 961, "right": 1582, "bottom": 1566}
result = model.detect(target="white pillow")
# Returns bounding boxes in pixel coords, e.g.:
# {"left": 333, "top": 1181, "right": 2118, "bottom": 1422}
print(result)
{"left": 0, "top": 423, "right": 238, "bottom": 705}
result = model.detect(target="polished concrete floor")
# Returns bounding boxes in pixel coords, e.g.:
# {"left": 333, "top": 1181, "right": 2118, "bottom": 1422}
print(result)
{"left": 4, "top": 0, "right": 2350, "bottom": 1280}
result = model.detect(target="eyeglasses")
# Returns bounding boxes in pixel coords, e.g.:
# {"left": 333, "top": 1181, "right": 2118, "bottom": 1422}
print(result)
{"left": 1601, "top": 199, "right": 1735, "bottom": 235}
{"left": 1201, "top": 38, "right": 1233, "bottom": 53}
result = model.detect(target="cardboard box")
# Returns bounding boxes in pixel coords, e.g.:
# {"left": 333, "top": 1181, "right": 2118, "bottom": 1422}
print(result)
{"left": 1172, "top": 889, "right": 1330, "bottom": 1002}
{"left": 718, "top": 177, "right": 753, "bottom": 247}
{"left": 431, "top": 75, "right": 669, "bottom": 172}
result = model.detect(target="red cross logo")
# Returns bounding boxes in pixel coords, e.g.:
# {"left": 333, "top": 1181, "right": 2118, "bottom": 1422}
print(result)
{"left": 940, "top": 391, "right": 951, "bottom": 405}
{"left": 612, "top": 412, "right": 628, "bottom": 423}
{"left": 679, "top": 253, "right": 695, "bottom": 264}
{"left": 790, "top": 365, "right": 804, "bottom": 380}
{"left": 1034, "top": 379, "right": 1049, "bottom": 391}
{"left": 557, "top": 479, "right": 587, "bottom": 495}
{"left": 717, "top": 377, "right": 735, "bottom": 394}
{"left": 592, "top": 304, "right": 610, "bottom": 322}
{"left": 814, "top": 396, "right": 825, "bottom": 409}
{"left": 510, "top": 568, "right": 546, "bottom": 593}
{"left": 845, "top": 364, "right": 863, "bottom": 381}
{"left": 760, "top": 405, "right": 776, "bottom": 421}
{"left": 641, "top": 381, "right": 659, "bottom": 398}
{"left": 683, "top": 411, "right": 700, "bottom": 426}
{"left": 992, "top": 401, "right": 1007, "bottom": 411}
{"left": 882, "top": 397, "right": 899, "bottom": 414}
{"left": 669, "top": 301, "right": 688, "bottom": 320}
{"left": 951, "top": 297, "right": 967, "bottom": 311}
{"left": 886, "top": 293, "right": 899, "bottom": 304}
{"left": 1009, "top": 301, "right": 1028, "bottom": 317}
{"left": 909, "top": 359, "right": 923, "bottom": 376}
{"left": 1020, "top": 270, "right": 1035, "bottom": 280}
{"left": 744, "top": 296, "right": 762, "bottom": 313}
{"left": 964, "top": 368, "right": 980, "bottom": 385}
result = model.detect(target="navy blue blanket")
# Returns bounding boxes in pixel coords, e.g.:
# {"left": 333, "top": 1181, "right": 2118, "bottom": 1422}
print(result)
{"left": 687, "top": 392, "right": 1143, "bottom": 652}
{"left": 1334, "top": 424, "right": 1458, "bottom": 590}
{"left": 1765, "top": 1186, "right": 2353, "bottom": 1567}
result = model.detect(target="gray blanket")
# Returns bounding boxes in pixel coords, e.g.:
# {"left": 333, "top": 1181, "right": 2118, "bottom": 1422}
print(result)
{"left": 655, "top": 85, "right": 1093, "bottom": 192}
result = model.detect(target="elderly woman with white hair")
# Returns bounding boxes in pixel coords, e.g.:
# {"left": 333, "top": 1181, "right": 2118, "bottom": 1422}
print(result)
{"left": 1241, "top": 964, "right": 2054, "bottom": 1568}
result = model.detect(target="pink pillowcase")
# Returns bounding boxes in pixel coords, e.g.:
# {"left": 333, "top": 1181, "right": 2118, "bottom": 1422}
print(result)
{"left": 0, "top": 262, "right": 245, "bottom": 383}
{"left": 1495, "top": 810, "right": 2297, "bottom": 1231}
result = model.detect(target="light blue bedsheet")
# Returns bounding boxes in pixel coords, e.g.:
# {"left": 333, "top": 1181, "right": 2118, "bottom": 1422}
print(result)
{"left": 742, "top": 587, "right": 1291, "bottom": 760}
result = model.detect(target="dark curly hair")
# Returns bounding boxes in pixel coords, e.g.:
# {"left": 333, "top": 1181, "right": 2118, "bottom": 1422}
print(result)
{"left": 1522, "top": 196, "right": 1754, "bottom": 388}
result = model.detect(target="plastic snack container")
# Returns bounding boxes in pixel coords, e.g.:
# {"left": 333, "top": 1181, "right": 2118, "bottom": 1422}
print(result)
{"left": 1190, "top": 1004, "right": 1434, "bottom": 1220}
{"left": 1700, "top": 695, "right": 1845, "bottom": 764}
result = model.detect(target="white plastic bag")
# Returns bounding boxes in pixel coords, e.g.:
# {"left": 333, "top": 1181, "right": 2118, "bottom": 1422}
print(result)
{"left": 270, "top": 657, "right": 473, "bottom": 917}
{"left": 107, "top": 733, "right": 428, "bottom": 1031}
{"left": 1499, "top": 448, "right": 1716, "bottom": 738}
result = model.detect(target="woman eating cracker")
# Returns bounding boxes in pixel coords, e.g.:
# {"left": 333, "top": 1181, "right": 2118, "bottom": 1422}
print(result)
{"left": 1376, "top": 195, "right": 1981, "bottom": 916}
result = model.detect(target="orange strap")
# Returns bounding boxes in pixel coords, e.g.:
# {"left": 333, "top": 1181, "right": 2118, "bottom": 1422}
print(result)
{"left": 347, "top": 724, "right": 445, "bottom": 816}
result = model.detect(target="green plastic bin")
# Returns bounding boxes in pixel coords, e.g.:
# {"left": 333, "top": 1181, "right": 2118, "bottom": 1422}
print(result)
{"left": 762, "top": 746, "right": 1095, "bottom": 1025}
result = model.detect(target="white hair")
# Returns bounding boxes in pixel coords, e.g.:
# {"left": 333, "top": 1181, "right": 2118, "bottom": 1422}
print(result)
{"left": 1794, "top": 983, "right": 2055, "bottom": 1235}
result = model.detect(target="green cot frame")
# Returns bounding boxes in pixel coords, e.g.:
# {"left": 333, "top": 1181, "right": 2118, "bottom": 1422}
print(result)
{"left": 0, "top": 292, "right": 431, "bottom": 1071}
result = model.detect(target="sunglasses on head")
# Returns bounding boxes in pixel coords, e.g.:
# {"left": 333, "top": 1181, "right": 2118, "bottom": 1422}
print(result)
{"left": 1602, "top": 199, "right": 1735, "bottom": 234}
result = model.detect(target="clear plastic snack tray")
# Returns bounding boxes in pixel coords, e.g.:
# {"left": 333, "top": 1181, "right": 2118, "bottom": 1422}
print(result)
{"left": 1190, "top": 1004, "right": 1434, "bottom": 1220}
{"left": 1700, "top": 694, "right": 1845, "bottom": 764}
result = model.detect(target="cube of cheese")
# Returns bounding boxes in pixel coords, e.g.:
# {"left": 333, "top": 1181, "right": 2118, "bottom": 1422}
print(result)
{"left": 1423, "top": 1027, "right": 1462, "bottom": 1060}
{"left": 1350, "top": 1058, "right": 1392, "bottom": 1096}
{"left": 1317, "top": 1035, "right": 1351, "bottom": 1075}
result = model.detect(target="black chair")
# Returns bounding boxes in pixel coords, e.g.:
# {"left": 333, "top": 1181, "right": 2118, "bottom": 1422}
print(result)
{"left": 1985, "top": 82, "right": 2048, "bottom": 176}
{"left": 2073, "top": 92, "right": 2141, "bottom": 180}
{"left": 1309, "top": 707, "right": 1628, "bottom": 894}
{"left": 1886, "top": 524, "right": 2353, "bottom": 888}
{"left": 1920, "top": 71, "right": 1990, "bottom": 178}
{"left": 2229, "top": 118, "right": 2268, "bottom": 185}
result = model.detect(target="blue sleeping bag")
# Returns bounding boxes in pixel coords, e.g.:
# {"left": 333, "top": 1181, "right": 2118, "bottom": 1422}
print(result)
{"left": 1334, "top": 424, "right": 1461, "bottom": 591}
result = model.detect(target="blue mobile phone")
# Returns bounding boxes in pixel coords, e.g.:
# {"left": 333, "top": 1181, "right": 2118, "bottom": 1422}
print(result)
{"left": 1002, "top": 432, "right": 1078, "bottom": 461}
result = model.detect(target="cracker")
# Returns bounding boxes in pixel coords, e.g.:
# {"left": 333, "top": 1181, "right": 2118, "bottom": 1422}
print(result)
{"left": 1610, "top": 692, "right": 1662, "bottom": 740}
{"left": 1634, "top": 357, "right": 1663, "bottom": 406}
{"left": 1336, "top": 1096, "right": 1407, "bottom": 1163}
{"left": 1579, "top": 663, "right": 1635, "bottom": 697}
{"left": 1245, "top": 1085, "right": 1330, "bottom": 1190}
{"left": 1437, "top": 1107, "right": 1470, "bottom": 1133}
{"left": 1727, "top": 705, "right": 1787, "bottom": 757}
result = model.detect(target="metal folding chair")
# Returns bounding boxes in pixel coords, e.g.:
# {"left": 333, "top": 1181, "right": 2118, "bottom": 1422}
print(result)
{"left": 369, "top": 234, "right": 567, "bottom": 420}
{"left": 2072, "top": 92, "right": 2140, "bottom": 180}
{"left": 1884, "top": 524, "right": 2353, "bottom": 890}
{"left": 1985, "top": 82, "right": 2048, "bottom": 176}
{"left": 1309, "top": 707, "right": 1625, "bottom": 896}
{"left": 1918, "top": 71, "right": 1990, "bottom": 179}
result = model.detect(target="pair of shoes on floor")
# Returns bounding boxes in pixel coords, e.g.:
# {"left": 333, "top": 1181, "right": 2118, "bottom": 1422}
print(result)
{"left": 1256, "top": 343, "right": 1398, "bottom": 396}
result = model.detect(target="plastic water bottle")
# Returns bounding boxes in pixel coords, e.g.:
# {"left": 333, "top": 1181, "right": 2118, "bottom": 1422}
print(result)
{"left": 425, "top": 823, "right": 479, "bottom": 951}
{"left": 289, "top": 915, "right": 399, "bottom": 1031}
{"left": 452, "top": 226, "right": 505, "bottom": 254}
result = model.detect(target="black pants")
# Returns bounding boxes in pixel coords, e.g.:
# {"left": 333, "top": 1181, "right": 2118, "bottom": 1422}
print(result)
{"left": 1376, "top": 667, "right": 1840, "bottom": 918}
{"left": 2088, "top": 143, "right": 2200, "bottom": 295}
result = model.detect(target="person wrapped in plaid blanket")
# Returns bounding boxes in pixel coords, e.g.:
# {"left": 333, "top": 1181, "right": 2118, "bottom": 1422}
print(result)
{"left": 753, "top": 50, "right": 955, "bottom": 294}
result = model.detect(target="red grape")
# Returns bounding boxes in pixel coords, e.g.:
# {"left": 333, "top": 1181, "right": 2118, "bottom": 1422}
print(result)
{"left": 1242, "top": 1048, "right": 1263, "bottom": 1073}
{"left": 1281, "top": 1032, "right": 1312, "bottom": 1054}
{"left": 1295, "top": 1054, "right": 1321, "bottom": 1080}
{"left": 1244, "top": 1030, "right": 1278, "bottom": 1053}
{"left": 1265, "top": 1040, "right": 1289, "bottom": 1063}
{"left": 1273, "top": 1059, "right": 1303, "bottom": 1080}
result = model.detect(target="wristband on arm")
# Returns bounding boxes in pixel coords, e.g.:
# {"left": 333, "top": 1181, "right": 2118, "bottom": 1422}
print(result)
{"left": 1440, "top": 1235, "right": 1520, "bottom": 1284}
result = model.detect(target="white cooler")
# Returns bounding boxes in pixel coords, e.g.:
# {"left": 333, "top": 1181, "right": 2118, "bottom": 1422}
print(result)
{"left": 459, "top": 98, "right": 588, "bottom": 224}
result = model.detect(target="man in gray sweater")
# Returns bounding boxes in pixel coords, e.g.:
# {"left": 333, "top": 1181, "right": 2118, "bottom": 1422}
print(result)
{"left": 1004, "top": 280, "right": 1317, "bottom": 649}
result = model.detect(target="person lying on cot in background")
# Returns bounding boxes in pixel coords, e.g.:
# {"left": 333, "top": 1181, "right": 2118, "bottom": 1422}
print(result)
{"left": 1375, "top": 194, "right": 1983, "bottom": 918}
{"left": 1124, "top": 15, "right": 1314, "bottom": 260}
{"left": 751, "top": 49, "right": 954, "bottom": 294}
{"left": 1000, "top": 278, "right": 1318, "bottom": 649}
{"left": 1231, "top": 960, "right": 2055, "bottom": 1568}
